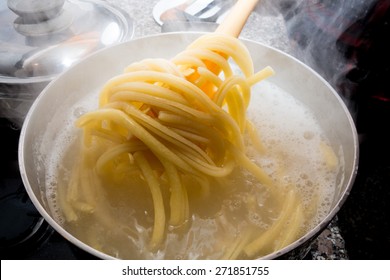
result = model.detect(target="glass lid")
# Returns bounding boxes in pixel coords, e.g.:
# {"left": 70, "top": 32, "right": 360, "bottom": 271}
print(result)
{"left": 0, "top": 0, "right": 134, "bottom": 84}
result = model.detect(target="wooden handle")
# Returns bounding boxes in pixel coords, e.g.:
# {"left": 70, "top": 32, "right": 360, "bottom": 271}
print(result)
{"left": 215, "top": 0, "right": 260, "bottom": 38}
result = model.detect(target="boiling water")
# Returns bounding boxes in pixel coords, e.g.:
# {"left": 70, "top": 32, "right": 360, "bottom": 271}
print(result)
{"left": 45, "top": 80, "right": 342, "bottom": 259}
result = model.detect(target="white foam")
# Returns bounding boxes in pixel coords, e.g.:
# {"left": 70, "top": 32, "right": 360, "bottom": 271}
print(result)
{"left": 247, "top": 81, "right": 338, "bottom": 228}
{"left": 44, "top": 89, "right": 100, "bottom": 223}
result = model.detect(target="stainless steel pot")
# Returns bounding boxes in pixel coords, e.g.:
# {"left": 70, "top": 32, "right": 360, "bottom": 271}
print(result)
{"left": 18, "top": 32, "right": 359, "bottom": 259}
{"left": 0, "top": 0, "right": 134, "bottom": 127}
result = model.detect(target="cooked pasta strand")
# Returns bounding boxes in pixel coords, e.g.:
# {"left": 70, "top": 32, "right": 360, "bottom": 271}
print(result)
{"left": 134, "top": 151, "right": 166, "bottom": 249}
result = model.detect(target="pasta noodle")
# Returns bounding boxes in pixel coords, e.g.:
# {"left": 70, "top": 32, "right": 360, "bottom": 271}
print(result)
{"left": 58, "top": 33, "right": 325, "bottom": 259}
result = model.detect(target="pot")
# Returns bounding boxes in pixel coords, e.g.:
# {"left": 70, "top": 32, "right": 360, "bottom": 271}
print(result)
{"left": 18, "top": 32, "right": 359, "bottom": 259}
{"left": 0, "top": 0, "right": 134, "bottom": 127}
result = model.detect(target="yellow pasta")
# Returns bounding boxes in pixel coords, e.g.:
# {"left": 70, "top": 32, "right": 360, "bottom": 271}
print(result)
{"left": 58, "top": 33, "right": 321, "bottom": 259}
{"left": 133, "top": 151, "right": 166, "bottom": 249}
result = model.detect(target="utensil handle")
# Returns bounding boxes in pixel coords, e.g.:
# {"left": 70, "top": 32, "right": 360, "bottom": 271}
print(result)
{"left": 215, "top": 0, "right": 260, "bottom": 38}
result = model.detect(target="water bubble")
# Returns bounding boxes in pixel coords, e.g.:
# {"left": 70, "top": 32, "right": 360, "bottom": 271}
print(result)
{"left": 73, "top": 106, "right": 87, "bottom": 118}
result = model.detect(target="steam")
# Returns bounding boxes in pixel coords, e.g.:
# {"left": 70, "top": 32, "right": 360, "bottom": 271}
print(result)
{"left": 255, "top": 0, "right": 379, "bottom": 115}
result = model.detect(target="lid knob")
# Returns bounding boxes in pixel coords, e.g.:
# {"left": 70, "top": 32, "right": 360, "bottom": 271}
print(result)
{"left": 8, "top": 0, "right": 66, "bottom": 23}
{"left": 8, "top": 0, "right": 72, "bottom": 37}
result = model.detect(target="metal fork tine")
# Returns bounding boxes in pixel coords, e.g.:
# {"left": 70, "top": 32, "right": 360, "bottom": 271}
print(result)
{"left": 184, "top": 0, "right": 236, "bottom": 23}
{"left": 184, "top": 0, "right": 213, "bottom": 17}
{"left": 193, "top": 0, "right": 218, "bottom": 17}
